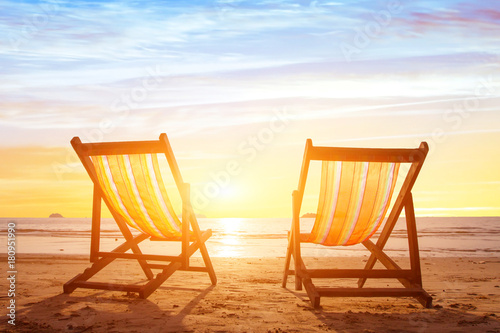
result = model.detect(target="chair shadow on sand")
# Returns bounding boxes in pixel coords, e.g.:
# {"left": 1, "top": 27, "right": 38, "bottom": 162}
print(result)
{"left": 284, "top": 287, "right": 500, "bottom": 332}
{"left": 12, "top": 284, "right": 214, "bottom": 332}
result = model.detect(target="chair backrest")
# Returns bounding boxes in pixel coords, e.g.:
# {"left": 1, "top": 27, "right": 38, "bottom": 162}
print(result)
{"left": 296, "top": 140, "right": 428, "bottom": 246}
{"left": 71, "top": 134, "right": 186, "bottom": 239}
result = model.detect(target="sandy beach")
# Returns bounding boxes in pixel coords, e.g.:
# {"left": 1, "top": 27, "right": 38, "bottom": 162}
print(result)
{"left": 1, "top": 255, "right": 499, "bottom": 332}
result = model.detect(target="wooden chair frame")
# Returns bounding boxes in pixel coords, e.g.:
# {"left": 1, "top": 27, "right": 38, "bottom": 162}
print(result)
{"left": 63, "top": 133, "right": 216, "bottom": 298}
{"left": 282, "top": 139, "right": 432, "bottom": 308}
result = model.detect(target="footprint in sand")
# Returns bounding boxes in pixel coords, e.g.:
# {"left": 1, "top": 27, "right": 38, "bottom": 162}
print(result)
{"left": 449, "top": 303, "right": 477, "bottom": 310}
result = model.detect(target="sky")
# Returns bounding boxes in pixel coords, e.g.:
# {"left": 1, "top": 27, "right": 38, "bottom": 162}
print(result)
{"left": 0, "top": 0, "right": 499, "bottom": 218}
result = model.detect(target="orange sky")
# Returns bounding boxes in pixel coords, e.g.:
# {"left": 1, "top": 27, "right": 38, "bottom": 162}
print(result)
{"left": 1, "top": 117, "right": 499, "bottom": 218}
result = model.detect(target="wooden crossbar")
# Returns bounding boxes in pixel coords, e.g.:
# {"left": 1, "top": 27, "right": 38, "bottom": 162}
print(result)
{"left": 316, "top": 287, "right": 427, "bottom": 298}
{"left": 73, "top": 139, "right": 164, "bottom": 156}
{"left": 97, "top": 252, "right": 182, "bottom": 262}
{"left": 308, "top": 146, "right": 426, "bottom": 163}
{"left": 70, "top": 281, "right": 144, "bottom": 293}
{"left": 147, "top": 263, "right": 209, "bottom": 272}
{"left": 290, "top": 269, "right": 414, "bottom": 279}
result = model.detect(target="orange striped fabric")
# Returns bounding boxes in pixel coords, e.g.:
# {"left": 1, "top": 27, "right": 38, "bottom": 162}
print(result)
{"left": 91, "top": 154, "right": 184, "bottom": 239}
{"left": 307, "top": 161, "right": 400, "bottom": 246}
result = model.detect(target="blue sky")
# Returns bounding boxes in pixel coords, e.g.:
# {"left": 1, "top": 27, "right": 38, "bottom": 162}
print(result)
{"left": 0, "top": 0, "right": 499, "bottom": 217}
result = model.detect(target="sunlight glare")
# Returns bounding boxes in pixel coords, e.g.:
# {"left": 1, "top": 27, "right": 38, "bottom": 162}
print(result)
{"left": 216, "top": 218, "right": 245, "bottom": 256}
{"left": 220, "top": 217, "right": 244, "bottom": 236}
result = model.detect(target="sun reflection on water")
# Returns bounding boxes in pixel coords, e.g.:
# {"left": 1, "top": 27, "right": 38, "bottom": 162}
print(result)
{"left": 217, "top": 218, "right": 245, "bottom": 257}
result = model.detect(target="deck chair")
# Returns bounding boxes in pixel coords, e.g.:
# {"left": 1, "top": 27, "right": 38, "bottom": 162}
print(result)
{"left": 282, "top": 139, "right": 432, "bottom": 308}
{"left": 64, "top": 133, "right": 216, "bottom": 298}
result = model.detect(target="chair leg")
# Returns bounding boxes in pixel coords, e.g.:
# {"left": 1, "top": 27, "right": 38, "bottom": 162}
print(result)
{"left": 282, "top": 233, "right": 293, "bottom": 288}
{"left": 290, "top": 191, "right": 303, "bottom": 291}
{"left": 291, "top": 224, "right": 303, "bottom": 289}
{"left": 297, "top": 259, "right": 321, "bottom": 308}
{"left": 283, "top": 232, "right": 321, "bottom": 307}
{"left": 63, "top": 257, "right": 114, "bottom": 294}
{"left": 140, "top": 262, "right": 182, "bottom": 298}
{"left": 405, "top": 195, "right": 432, "bottom": 308}
{"left": 129, "top": 244, "right": 154, "bottom": 280}
{"left": 292, "top": 233, "right": 303, "bottom": 291}
{"left": 113, "top": 217, "right": 155, "bottom": 280}
{"left": 199, "top": 239, "right": 217, "bottom": 285}
{"left": 302, "top": 277, "right": 320, "bottom": 308}
{"left": 187, "top": 201, "right": 217, "bottom": 286}
{"left": 405, "top": 194, "right": 423, "bottom": 287}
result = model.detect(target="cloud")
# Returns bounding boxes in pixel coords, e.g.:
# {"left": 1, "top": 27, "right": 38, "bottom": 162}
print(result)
{"left": 397, "top": 3, "right": 500, "bottom": 40}
{"left": 1, "top": 1, "right": 499, "bottom": 146}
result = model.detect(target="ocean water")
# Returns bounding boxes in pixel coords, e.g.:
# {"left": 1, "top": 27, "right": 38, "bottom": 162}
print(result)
{"left": 1, "top": 217, "right": 499, "bottom": 258}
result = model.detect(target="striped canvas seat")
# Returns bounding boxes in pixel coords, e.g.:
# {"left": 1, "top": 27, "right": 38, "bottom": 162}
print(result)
{"left": 283, "top": 139, "right": 432, "bottom": 309}
{"left": 307, "top": 161, "right": 399, "bottom": 246}
{"left": 91, "top": 153, "right": 186, "bottom": 240}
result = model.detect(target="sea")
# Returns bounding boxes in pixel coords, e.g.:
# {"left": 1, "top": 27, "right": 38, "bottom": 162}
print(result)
{"left": 1, "top": 217, "right": 499, "bottom": 258}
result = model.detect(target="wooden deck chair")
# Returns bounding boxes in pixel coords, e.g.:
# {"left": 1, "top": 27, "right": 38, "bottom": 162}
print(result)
{"left": 64, "top": 133, "right": 216, "bottom": 298}
{"left": 282, "top": 139, "right": 432, "bottom": 308}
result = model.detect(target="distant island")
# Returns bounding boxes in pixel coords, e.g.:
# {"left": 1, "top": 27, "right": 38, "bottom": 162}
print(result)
{"left": 49, "top": 213, "right": 64, "bottom": 218}
{"left": 301, "top": 213, "right": 316, "bottom": 218}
